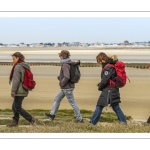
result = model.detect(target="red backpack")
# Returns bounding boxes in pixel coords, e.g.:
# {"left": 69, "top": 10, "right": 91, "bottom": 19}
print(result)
{"left": 103, "top": 61, "right": 130, "bottom": 88}
{"left": 22, "top": 69, "right": 36, "bottom": 91}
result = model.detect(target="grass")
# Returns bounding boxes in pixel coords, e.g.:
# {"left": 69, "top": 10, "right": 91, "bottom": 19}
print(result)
{"left": 0, "top": 109, "right": 150, "bottom": 133}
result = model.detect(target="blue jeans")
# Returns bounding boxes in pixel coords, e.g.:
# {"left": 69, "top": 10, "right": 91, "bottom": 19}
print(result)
{"left": 50, "top": 88, "right": 83, "bottom": 121}
{"left": 90, "top": 104, "right": 127, "bottom": 125}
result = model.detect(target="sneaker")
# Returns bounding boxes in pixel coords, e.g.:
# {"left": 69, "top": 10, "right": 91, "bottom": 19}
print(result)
{"left": 6, "top": 120, "right": 18, "bottom": 127}
{"left": 30, "top": 117, "right": 38, "bottom": 126}
{"left": 74, "top": 119, "right": 84, "bottom": 123}
{"left": 147, "top": 117, "right": 150, "bottom": 124}
{"left": 44, "top": 113, "right": 55, "bottom": 121}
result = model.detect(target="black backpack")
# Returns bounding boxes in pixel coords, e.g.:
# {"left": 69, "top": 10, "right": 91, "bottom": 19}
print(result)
{"left": 69, "top": 60, "right": 81, "bottom": 83}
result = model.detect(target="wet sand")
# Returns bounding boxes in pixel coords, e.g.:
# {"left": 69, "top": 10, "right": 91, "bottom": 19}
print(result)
{"left": 0, "top": 66, "right": 150, "bottom": 121}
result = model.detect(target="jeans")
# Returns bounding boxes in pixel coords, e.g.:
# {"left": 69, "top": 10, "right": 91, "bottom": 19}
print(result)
{"left": 12, "top": 96, "right": 32, "bottom": 123}
{"left": 50, "top": 88, "right": 83, "bottom": 121}
{"left": 90, "top": 104, "right": 127, "bottom": 125}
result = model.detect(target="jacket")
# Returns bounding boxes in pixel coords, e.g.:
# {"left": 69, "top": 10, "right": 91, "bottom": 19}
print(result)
{"left": 97, "top": 58, "right": 121, "bottom": 106}
{"left": 11, "top": 62, "right": 30, "bottom": 96}
{"left": 59, "top": 60, "right": 75, "bottom": 89}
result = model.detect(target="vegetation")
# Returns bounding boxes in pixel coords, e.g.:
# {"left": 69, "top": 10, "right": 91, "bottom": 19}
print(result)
{"left": 0, "top": 109, "right": 150, "bottom": 133}
{"left": 0, "top": 62, "right": 149, "bottom": 69}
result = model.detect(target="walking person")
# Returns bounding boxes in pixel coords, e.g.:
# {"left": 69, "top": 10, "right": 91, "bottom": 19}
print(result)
{"left": 44, "top": 50, "right": 83, "bottom": 122}
{"left": 146, "top": 64, "right": 150, "bottom": 124}
{"left": 6, "top": 52, "right": 37, "bottom": 127}
{"left": 89, "top": 52, "right": 127, "bottom": 125}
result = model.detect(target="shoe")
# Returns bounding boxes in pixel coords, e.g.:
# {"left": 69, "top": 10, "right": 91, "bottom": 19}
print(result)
{"left": 30, "top": 117, "right": 38, "bottom": 126}
{"left": 74, "top": 119, "right": 84, "bottom": 123}
{"left": 147, "top": 117, "right": 150, "bottom": 124}
{"left": 6, "top": 120, "right": 18, "bottom": 127}
{"left": 44, "top": 113, "right": 55, "bottom": 121}
{"left": 88, "top": 121, "right": 94, "bottom": 126}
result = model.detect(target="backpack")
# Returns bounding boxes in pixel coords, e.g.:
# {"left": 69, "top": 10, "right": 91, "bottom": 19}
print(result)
{"left": 103, "top": 61, "right": 129, "bottom": 88}
{"left": 69, "top": 60, "right": 81, "bottom": 83}
{"left": 22, "top": 68, "right": 36, "bottom": 91}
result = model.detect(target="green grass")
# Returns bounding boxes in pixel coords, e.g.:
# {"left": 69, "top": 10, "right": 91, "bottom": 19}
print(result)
{"left": 0, "top": 109, "right": 150, "bottom": 133}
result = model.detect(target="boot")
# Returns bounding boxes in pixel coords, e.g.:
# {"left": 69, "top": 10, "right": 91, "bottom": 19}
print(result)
{"left": 147, "top": 116, "right": 150, "bottom": 124}
{"left": 30, "top": 117, "right": 38, "bottom": 126}
{"left": 6, "top": 120, "right": 18, "bottom": 127}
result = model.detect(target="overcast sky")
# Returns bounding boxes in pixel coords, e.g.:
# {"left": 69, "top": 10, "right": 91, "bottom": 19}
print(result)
{"left": 0, "top": 17, "right": 150, "bottom": 44}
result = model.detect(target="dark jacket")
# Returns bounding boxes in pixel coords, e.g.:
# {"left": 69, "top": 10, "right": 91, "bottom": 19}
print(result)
{"left": 59, "top": 60, "right": 75, "bottom": 89}
{"left": 97, "top": 58, "right": 121, "bottom": 106}
{"left": 11, "top": 62, "right": 30, "bottom": 97}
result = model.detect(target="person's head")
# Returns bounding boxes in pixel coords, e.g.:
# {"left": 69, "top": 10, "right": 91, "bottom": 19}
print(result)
{"left": 58, "top": 50, "right": 70, "bottom": 60}
{"left": 11, "top": 52, "right": 25, "bottom": 63}
{"left": 148, "top": 64, "right": 150, "bottom": 70}
{"left": 96, "top": 52, "right": 109, "bottom": 64}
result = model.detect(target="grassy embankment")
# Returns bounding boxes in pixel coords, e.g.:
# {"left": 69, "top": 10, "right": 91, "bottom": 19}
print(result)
{"left": 0, "top": 109, "right": 150, "bottom": 133}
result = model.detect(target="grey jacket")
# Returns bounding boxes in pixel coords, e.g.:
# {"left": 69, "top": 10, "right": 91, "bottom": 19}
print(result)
{"left": 59, "top": 60, "right": 75, "bottom": 89}
{"left": 11, "top": 62, "right": 30, "bottom": 96}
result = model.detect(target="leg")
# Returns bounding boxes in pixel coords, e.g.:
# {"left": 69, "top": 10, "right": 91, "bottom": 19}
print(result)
{"left": 64, "top": 89, "right": 83, "bottom": 121}
{"left": 13, "top": 96, "right": 33, "bottom": 122}
{"left": 12, "top": 100, "right": 19, "bottom": 123}
{"left": 90, "top": 105, "right": 104, "bottom": 125}
{"left": 112, "top": 103, "right": 127, "bottom": 124}
{"left": 50, "top": 90, "right": 65, "bottom": 115}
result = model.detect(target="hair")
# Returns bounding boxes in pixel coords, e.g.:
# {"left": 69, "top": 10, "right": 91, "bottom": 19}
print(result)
{"left": 96, "top": 52, "right": 109, "bottom": 64}
{"left": 59, "top": 50, "right": 70, "bottom": 59}
{"left": 12, "top": 52, "right": 25, "bottom": 60}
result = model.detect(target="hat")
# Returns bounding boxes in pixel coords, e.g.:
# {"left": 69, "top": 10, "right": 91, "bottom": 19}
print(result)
{"left": 58, "top": 50, "right": 70, "bottom": 58}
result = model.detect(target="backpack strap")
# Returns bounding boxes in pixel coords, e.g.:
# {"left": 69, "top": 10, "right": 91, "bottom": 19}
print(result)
{"left": 102, "top": 64, "right": 115, "bottom": 72}
{"left": 102, "top": 64, "right": 116, "bottom": 88}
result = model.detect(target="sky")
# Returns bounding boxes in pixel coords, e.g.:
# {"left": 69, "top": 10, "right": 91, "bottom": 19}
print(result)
{"left": 0, "top": 0, "right": 150, "bottom": 44}
{"left": 0, "top": 17, "right": 150, "bottom": 44}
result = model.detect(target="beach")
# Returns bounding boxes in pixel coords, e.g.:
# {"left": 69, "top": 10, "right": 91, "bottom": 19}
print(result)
{"left": 0, "top": 65, "right": 150, "bottom": 121}
{"left": 0, "top": 47, "right": 150, "bottom": 63}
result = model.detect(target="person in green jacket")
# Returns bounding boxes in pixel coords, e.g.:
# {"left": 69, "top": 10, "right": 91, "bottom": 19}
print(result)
{"left": 6, "top": 52, "right": 37, "bottom": 127}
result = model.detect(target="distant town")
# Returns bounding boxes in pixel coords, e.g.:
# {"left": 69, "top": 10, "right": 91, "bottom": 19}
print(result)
{"left": 0, "top": 40, "right": 150, "bottom": 48}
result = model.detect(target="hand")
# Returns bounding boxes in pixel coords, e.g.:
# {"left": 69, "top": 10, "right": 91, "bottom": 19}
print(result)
{"left": 57, "top": 76, "right": 60, "bottom": 80}
{"left": 9, "top": 80, "right": 11, "bottom": 85}
{"left": 11, "top": 94, "right": 14, "bottom": 98}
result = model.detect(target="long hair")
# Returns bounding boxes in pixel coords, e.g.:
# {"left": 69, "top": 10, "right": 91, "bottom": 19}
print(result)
{"left": 96, "top": 52, "right": 109, "bottom": 64}
{"left": 12, "top": 52, "right": 25, "bottom": 60}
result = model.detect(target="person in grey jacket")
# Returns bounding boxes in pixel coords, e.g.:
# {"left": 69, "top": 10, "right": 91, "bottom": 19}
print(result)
{"left": 44, "top": 50, "right": 83, "bottom": 122}
{"left": 6, "top": 52, "right": 37, "bottom": 127}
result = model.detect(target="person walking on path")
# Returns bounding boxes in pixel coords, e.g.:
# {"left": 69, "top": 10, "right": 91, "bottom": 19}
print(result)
{"left": 89, "top": 52, "right": 127, "bottom": 125}
{"left": 6, "top": 52, "right": 37, "bottom": 127}
{"left": 146, "top": 64, "right": 150, "bottom": 124}
{"left": 44, "top": 50, "right": 83, "bottom": 122}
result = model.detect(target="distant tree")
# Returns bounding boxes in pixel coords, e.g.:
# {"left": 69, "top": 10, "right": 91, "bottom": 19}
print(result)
{"left": 124, "top": 40, "right": 129, "bottom": 45}
{"left": 20, "top": 42, "right": 24, "bottom": 45}
{"left": 0, "top": 43, "right": 3, "bottom": 45}
{"left": 40, "top": 43, "right": 43, "bottom": 45}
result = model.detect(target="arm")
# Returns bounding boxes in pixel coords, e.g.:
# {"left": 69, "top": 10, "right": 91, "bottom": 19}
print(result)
{"left": 60, "top": 64, "right": 70, "bottom": 87}
{"left": 98, "top": 66, "right": 114, "bottom": 91}
{"left": 11, "top": 65, "right": 21, "bottom": 95}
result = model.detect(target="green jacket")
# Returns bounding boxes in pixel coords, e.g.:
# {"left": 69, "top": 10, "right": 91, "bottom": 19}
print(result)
{"left": 11, "top": 62, "right": 30, "bottom": 97}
